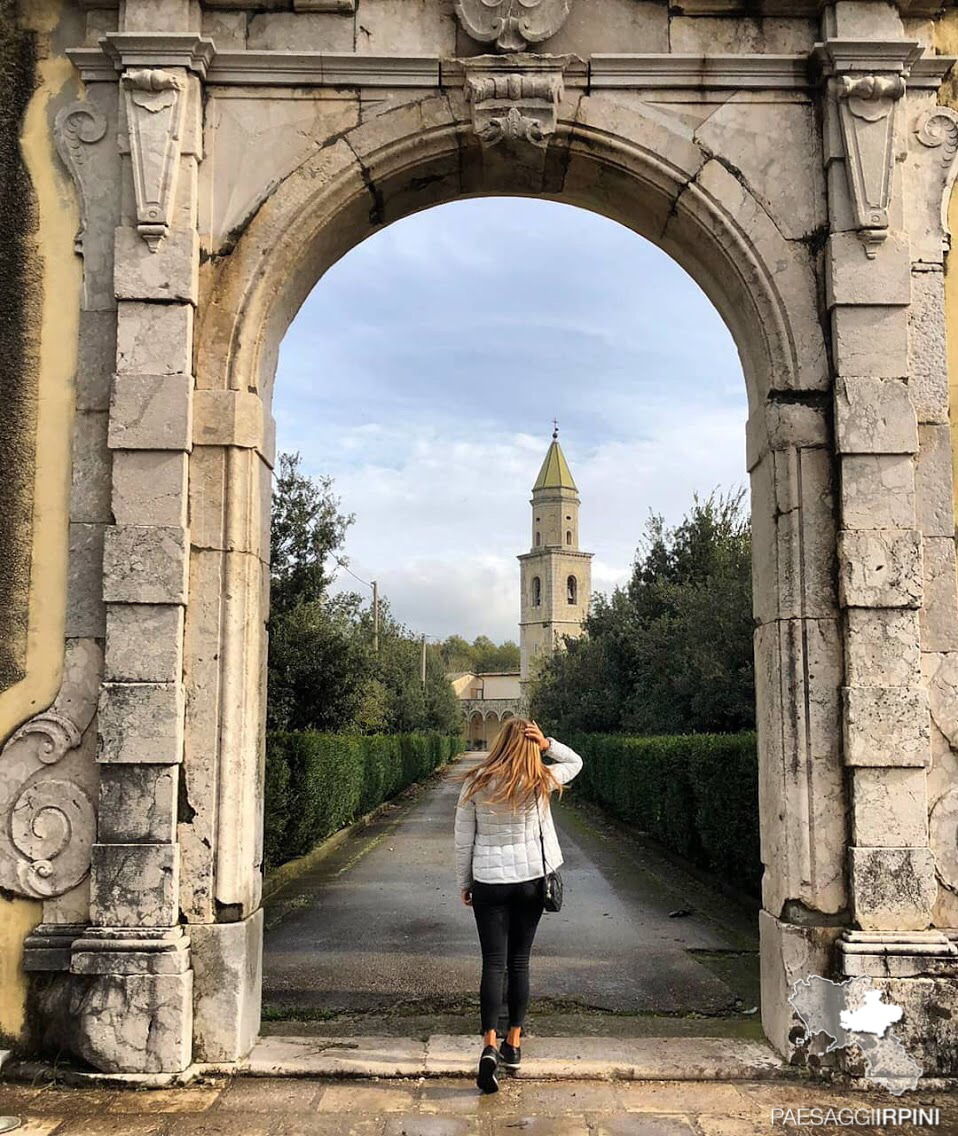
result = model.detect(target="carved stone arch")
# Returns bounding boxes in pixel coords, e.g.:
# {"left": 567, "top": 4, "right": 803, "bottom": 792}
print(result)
{"left": 196, "top": 93, "right": 823, "bottom": 420}
{"left": 190, "top": 94, "right": 841, "bottom": 1072}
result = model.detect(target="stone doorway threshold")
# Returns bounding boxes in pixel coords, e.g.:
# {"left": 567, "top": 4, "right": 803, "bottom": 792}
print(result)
{"left": 3, "top": 1036, "right": 794, "bottom": 1088}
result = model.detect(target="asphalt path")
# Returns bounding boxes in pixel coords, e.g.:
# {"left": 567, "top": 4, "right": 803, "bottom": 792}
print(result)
{"left": 262, "top": 752, "right": 759, "bottom": 1025}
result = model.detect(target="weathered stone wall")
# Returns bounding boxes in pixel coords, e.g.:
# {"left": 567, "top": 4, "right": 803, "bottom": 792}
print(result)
{"left": 0, "top": 0, "right": 957, "bottom": 1079}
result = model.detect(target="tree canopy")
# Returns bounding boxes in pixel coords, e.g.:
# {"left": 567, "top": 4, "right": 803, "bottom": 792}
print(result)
{"left": 267, "top": 453, "right": 461, "bottom": 736}
{"left": 530, "top": 489, "right": 754, "bottom": 735}
{"left": 439, "top": 635, "right": 520, "bottom": 674}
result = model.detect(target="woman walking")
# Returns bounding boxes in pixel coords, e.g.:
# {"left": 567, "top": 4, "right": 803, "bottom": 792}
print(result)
{"left": 454, "top": 717, "right": 583, "bottom": 1093}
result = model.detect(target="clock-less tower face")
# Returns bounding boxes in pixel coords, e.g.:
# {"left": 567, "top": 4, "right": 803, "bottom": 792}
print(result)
{"left": 518, "top": 431, "right": 593, "bottom": 687}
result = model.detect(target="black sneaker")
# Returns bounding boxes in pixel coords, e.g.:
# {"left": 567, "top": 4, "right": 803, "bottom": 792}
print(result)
{"left": 500, "top": 1040, "right": 521, "bottom": 1069}
{"left": 476, "top": 1044, "right": 500, "bottom": 1093}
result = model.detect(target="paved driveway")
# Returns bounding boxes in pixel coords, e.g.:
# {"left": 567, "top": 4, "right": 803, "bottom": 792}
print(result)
{"left": 262, "top": 753, "right": 759, "bottom": 1027}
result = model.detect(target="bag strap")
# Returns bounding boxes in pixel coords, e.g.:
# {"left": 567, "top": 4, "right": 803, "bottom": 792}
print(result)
{"left": 536, "top": 790, "right": 550, "bottom": 876}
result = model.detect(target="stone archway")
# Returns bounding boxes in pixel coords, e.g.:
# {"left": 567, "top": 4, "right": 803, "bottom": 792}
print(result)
{"left": 468, "top": 712, "right": 485, "bottom": 749}
{"left": 4, "top": 0, "right": 958, "bottom": 1078}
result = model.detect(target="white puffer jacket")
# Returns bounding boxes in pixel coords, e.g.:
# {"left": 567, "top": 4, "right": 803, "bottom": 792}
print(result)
{"left": 454, "top": 738, "right": 583, "bottom": 890}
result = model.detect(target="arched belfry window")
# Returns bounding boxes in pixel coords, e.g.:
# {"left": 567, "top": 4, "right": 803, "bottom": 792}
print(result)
{"left": 535, "top": 531, "right": 541, "bottom": 547}
{"left": 566, "top": 530, "right": 572, "bottom": 545}
{"left": 532, "top": 576, "right": 541, "bottom": 607}
{"left": 567, "top": 575, "right": 577, "bottom": 604}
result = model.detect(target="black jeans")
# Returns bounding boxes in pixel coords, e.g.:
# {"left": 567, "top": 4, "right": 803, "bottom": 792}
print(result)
{"left": 471, "top": 877, "right": 545, "bottom": 1033}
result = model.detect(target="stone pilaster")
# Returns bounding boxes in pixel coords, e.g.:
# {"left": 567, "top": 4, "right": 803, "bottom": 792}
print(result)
{"left": 68, "top": 29, "right": 210, "bottom": 1076}
{"left": 816, "top": 4, "right": 958, "bottom": 1077}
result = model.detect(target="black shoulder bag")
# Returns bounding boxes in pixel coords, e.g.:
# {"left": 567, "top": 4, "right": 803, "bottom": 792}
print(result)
{"left": 534, "top": 787, "right": 563, "bottom": 912}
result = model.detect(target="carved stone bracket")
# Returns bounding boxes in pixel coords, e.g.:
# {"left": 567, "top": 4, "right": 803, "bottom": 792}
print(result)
{"left": 0, "top": 641, "right": 101, "bottom": 899}
{"left": 816, "top": 40, "right": 923, "bottom": 257}
{"left": 463, "top": 55, "right": 570, "bottom": 150}
{"left": 121, "top": 68, "right": 188, "bottom": 251}
{"left": 912, "top": 106, "right": 958, "bottom": 254}
{"left": 53, "top": 101, "right": 108, "bottom": 255}
{"left": 455, "top": 0, "right": 571, "bottom": 53}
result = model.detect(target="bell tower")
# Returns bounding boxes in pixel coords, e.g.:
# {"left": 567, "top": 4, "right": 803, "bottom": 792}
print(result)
{"left": 518, "top": 425, "right": 593, "bottom": 694}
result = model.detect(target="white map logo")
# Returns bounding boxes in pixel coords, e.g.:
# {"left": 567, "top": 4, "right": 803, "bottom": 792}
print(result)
{"left": 789, "top": 975, "right": 921, "bottom": 1096}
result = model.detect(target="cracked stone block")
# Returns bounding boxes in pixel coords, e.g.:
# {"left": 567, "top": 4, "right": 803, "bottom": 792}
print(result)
{"left": 831, "top": 306, "right": 908, "bottom": 379}
{"left": 71, "top": 410, "right": 112, "bottom": 523}
{"left": 760, "top": 911, "right": 843, "bottom": 1060}
{"left": 106, "top": 603, "right": 184, "bottom": 683}
{"left": 849, "top": 846, "right": 937, "bottom": 931}
{"left": 114, "top": 224, "right": 199, "bottom": 304}
{"left": 77, "top": 310, "right": 118, "bottom": 412}
{"left": 112, "top": 451, "right": 188, "bottom": 527}
{"left": 89, "top": 842, "right": 180, "bottom": 928}
{"left": 840, "top": 454, "right": 915, "bottom": 530}
{"left": 71, "top": 970, "right": 192, "bottom": 1074}
{"left": 108, "top": 373, "right": 192, "bottom": 451}
{"left": 67, "top": 522, "right": 106, "bottom": 638}
{"left": 851, "top": 767, "right": 929, "bottom": 847}
{"left": 97, "top": 681, "right": 185, "bottom": 765}
{"left": 248, "top": 11, "right": 356, "bottom": 52}
{"left": 916, "top": 424, "right": 956, "bottom": 538}
{"left": 835, "top": 376, "right": 917, "bottom": 455}
{"left": 843, "top": 685, "right": 930, "bottom": 767}
{"left": 838, "top": 528, "right": 922, "bottom": 609}
{"left": 826, "top": 231, "right": 911, "bottom": 308}
{"left": 97, "top": 765, "right": 176, "bottom": 844}
{"left": 908, "top": 269, "right": 948, "bottom": 424}
{"left": 920, "top": 536, "right": 958, "bottom": 652}
{"left": 845, "top": 608, "right": 920, "bottom": 688}
{"left": 102, "top": 524, "right": 188, "bottom": 605}
{"left": 193, "top": 389, "right": 265, "bottom": 450}
{"left": 116, "top": 302, "right": 194, "bottom": 376}
{"left": 191, "top": 910, "right": 263, "bottom": 1062}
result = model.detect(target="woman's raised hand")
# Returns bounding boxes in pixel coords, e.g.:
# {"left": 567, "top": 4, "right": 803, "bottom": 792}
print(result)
{"left": 525, "top": 721, "right": 550, "bottom": 753}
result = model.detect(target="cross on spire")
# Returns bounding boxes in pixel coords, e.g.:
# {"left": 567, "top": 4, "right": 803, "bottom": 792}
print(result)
{"left": 552, "top": 417, "right": 559, "bottom": 439}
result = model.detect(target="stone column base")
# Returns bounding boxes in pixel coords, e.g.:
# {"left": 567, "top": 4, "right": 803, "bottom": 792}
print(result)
{"left": 68, "top": 928, "right": 193, "bottom": 1073}
{"left": 759, "top": 910, "right": 844, "bottom": 1062}
{"left": 22, "top": 923, "right": 86, "bottom": 971}
{"left": 190, "top": 908, "right": 263, "bottom": 1062}
{"left": 838, "top": 930, "right": 958, "bottom": 1078}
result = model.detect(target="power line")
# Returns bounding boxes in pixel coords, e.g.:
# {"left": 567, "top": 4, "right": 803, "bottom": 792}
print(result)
{"left": 334, "top": 557, "right": 372, "bottom": 590}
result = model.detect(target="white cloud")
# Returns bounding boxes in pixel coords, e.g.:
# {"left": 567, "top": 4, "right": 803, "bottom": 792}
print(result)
{"left": 276, "top": 197, "right": 747, "bottom": 643}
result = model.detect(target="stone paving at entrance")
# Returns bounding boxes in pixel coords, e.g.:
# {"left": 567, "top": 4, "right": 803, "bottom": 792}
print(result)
{"left": 2, "top": 1074, "right": 957, "bottom": 1136}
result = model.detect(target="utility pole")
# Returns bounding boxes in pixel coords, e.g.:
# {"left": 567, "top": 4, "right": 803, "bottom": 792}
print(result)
{"left": 421, "top": 634, "right": 427, "bottom": 687}
{"left": 372, "top": 580, "right": 379, "bottom": 653}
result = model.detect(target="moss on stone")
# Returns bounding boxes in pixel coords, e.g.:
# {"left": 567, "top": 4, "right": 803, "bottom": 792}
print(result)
{"left": 0, "top": 3, "right": 40, "bottom": 694}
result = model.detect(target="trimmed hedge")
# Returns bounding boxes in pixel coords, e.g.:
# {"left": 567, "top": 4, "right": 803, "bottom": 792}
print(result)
{"left": 567, "top": 731, "right": 760, "bottom": 896}
{"left": 264, "top": 731, "right": 464, "bottom": 873}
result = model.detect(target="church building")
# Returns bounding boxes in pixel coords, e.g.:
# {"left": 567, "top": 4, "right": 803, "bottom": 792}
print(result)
{"left": 450, "top": 427, "right": 593, "bottom": 747}
{"left": 518, "top": 426, "right": 594, "bottom": 696}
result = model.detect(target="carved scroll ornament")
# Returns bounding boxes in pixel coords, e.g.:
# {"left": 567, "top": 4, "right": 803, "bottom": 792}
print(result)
{"left": 464, "top": 58, "right": 567, "bottom": 150}
{"left": 835, "top": 73, "right": 906, "bottom": 257}
{"left": 455, "top": 0, "right": 571, "bottom": 53}
{"left": 913, "top": 106, "right": 958, "bottom": 255}
{"left": 53, "top": 101, "right": 108, "bottom": 255}
{"left": 0, "top": 641, "right": 101, "bottom": 899}
{"left": 122, "top": 68, "right": 187, "bottom": 251}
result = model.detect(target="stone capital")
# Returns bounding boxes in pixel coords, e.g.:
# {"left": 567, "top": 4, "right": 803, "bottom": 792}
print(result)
{"left": 100, "top": 33, "right": 216, "bottom": 77}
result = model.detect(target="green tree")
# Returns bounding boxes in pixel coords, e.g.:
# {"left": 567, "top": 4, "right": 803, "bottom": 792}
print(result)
{"left": 530, "top": 488, "right": 754, "bottom": 735}
{"left": 270, "top": 451, "right": 354, "bottom": 617}
{"left": 267, "top": 451, "right": 462, "bottom": 736}
{"left": 438, "top": 635, "right": 521, "bottom": 673}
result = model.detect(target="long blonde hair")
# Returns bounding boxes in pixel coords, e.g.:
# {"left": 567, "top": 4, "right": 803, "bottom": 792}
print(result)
{"left": 454, "top": 717, "right": 563, "bottom": 809}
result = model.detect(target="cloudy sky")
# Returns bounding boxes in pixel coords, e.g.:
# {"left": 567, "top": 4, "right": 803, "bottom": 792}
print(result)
{"left": 273, "top": 197, "right": 746, "bottom": 644}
